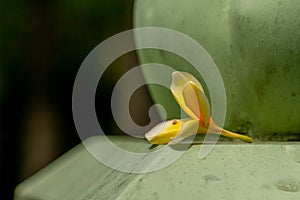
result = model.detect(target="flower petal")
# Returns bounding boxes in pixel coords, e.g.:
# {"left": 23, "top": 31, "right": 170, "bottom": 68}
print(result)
{"left": 170, "top": 71, "right": 210, "bottom": 125}
{"left": 168, "top": 119, "right": 199, "bottom": 145}
{"left": 145, "top": 119, "right": 183, "bottom": 144}
{"left": 182, "top": 81, "right": 211, "bottom": 126}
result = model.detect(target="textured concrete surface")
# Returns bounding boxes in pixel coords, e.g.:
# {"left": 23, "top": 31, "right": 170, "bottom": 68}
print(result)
{"left": 15, "top": 136, "right": 300, "bottom": 199}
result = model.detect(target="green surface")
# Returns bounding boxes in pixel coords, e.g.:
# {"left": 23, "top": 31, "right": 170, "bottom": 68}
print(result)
{"left": 15, "top": 136, "right": 300, "bottom": 199}
{"left": 134, "top": 0, "right": 300, "bottom": 138}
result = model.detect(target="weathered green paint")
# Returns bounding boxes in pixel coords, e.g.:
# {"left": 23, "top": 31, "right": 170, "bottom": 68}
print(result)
{"left": 133, "top": 0, "right": 300, "bottom": 139}
{"left": 15, "top": 136, "right": 300, "bottom": 199}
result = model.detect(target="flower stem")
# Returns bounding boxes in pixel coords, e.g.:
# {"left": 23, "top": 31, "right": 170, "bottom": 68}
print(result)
{"left": 220, "top": 128, "right": 253, "bottom": 143}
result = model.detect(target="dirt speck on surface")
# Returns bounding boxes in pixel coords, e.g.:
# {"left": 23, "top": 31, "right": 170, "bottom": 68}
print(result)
{"left": 275, "top": 178, "right": 300, "bottom": 192}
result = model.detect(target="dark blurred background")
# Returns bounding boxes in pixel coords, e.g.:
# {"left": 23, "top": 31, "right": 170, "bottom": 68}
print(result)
{"left": 0, "top": 0, "right": 153, "bottom": 198}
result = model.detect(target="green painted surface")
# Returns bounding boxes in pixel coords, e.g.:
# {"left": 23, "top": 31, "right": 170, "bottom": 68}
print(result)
{"left": 15, "top": 136, "right": 300, "bottom": 199}
{"left": 133, "top": 0, "right": 300, "bottom": 139}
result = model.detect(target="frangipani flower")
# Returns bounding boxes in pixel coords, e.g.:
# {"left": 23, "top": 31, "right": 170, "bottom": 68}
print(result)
{"left": 145, "top": 71, "right": 253, "bottom": 145}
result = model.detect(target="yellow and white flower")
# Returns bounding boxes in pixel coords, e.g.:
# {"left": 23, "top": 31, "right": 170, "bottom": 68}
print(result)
{"left": 145, "top": 71, "right": 253, "bottom": 145}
